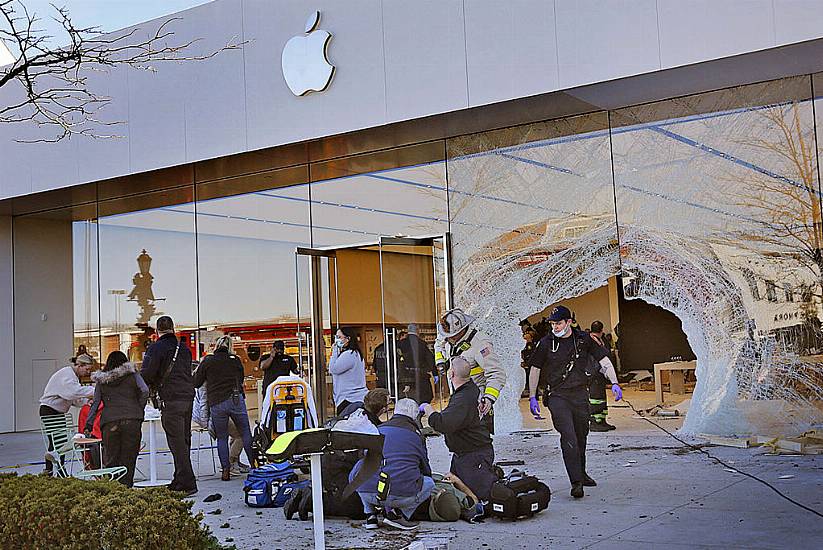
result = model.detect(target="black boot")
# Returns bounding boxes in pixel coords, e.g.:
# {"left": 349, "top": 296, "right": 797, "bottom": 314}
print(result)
{"left": 589, "top": 419, "right": 611, "bottom": 432}
{"left": 583, "top": 473, "right": 597, "bottom": 487}
{"left": 571, "top": 482, "right": 584, "bottom": 498}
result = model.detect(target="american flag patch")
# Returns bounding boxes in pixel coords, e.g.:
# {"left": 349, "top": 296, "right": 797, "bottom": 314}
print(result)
{"left": 480, "top": 346, "right": 492, "bottom": 357}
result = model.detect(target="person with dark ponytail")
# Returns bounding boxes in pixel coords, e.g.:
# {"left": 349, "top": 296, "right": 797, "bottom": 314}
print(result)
{"left": 84, "top": 350, "right": 149, "bottom": 487}
{"left": 328, "top": 327, "right": 368, "bottom": 415}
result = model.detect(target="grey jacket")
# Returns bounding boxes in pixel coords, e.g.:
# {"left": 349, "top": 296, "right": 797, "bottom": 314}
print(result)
{"left": 85, "top": 363, "right": 149, "bottom": 430}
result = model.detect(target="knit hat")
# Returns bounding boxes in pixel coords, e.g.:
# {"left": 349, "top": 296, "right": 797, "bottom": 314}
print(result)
{"left": 75, "top": 354, "right": 94, "bottom": 365}
{"left": 428, "top": 487, "right": 462, "bottom": 521}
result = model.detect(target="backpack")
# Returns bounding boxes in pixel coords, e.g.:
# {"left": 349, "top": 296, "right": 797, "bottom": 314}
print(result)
{"left": 242, "top": 462, "right": 297, "bottom": 508}
{"left": 488, "top": 470, "right": 550, "bottom": 520}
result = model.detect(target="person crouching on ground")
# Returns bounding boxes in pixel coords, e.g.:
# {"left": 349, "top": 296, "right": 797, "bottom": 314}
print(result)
{"left": 84, "top": 351, "right": 149, "bottom": 487}
{"left": 39, "top": 353, "right": 96, "bottom": 475}
{"left": 419, "top": 356, "right": 497, "bottom": 506}
{"left": 351, "top": 398, "right": 434, "bottom": 531}
{"left": 193, "top": 335, "right": 256, "bottom": 481}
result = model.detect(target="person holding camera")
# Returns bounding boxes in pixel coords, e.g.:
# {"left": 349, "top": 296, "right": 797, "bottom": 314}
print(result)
{"left": 141, "top": 316, "right": 197, "bottom": 495}
{"left": 194, "top": 335, "right": 255, "bottom": 481}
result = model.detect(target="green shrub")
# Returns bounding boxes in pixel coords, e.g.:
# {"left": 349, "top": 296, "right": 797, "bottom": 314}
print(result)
{"left": 0, "top": 473, "right": 227, "bottom": 550}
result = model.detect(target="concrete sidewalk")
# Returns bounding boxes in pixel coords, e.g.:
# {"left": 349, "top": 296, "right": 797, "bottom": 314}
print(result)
{"left": 2, "top": 395, "right": 821, "bottom": 549}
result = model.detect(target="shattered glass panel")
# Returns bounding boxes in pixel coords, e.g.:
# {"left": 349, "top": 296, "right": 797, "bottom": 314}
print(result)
{"left": 447, "top": 113, "right": 620, "bottom": 433}
{"left": 613, "top": 76, "right": 823, "bottom": 435}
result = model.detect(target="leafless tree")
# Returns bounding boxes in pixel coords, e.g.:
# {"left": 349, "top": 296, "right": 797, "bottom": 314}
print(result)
{"left": 0, "top": 0, "right": 243, "bottom": 142}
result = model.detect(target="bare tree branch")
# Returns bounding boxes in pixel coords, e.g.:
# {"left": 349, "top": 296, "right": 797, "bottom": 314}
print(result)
{"left": 0, "top": 0, "right": 246, "bottom": 142}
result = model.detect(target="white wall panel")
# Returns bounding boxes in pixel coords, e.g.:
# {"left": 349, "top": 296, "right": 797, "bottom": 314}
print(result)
{"left": 244, "top": 0, "right": 386, "bottom": 151}
{"left": 774, "top": 0, "right": 823, "bottom": 45}
{"left": 465, "top": 0, "right": 559, "bottom": 106}
{"left": 382, "top": 0, "right": 468, "bottom": 122}
{"left": 658, "top": 0, "right": 775, "bottom": 69}
{"left": 0, "top": 216, "right": 14, "bottom": 432}
{"left": 555, "top": 0, "right": 660, "bottom": 88}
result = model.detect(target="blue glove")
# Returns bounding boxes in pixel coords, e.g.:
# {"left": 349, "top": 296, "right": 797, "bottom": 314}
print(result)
{"left": 612, "top": 384, "right": 623, "bottom": 401}
{"left": 529, "top": 396, "right": 540, "bottom": 417}
{"left": 419, "top": 403, "right": 429, "bottom": 416}
{"left": 433, "top": 375, "right": 440, "bottom": 385}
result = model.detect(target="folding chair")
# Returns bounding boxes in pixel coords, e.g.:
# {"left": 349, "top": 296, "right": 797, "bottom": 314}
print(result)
{"left": 192, "top": 424, "right": 217, "bottom": 478}
{"left": 39, "top": 413, "right": 127, "bottom": 481}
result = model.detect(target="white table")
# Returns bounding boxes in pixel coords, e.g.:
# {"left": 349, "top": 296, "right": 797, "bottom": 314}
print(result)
{"left": 654, "top": 360, "right": 697, "bottom": 404}
{"left": 134, "top": 415, "right": 171, "bottom": 487}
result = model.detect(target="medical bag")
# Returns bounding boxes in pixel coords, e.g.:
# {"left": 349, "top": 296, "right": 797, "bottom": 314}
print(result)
{"left": 243, "top": 461, "right": 298, "bottom": 508}
{"left": 488, "top": 470, "right": 550, "bottom": 519}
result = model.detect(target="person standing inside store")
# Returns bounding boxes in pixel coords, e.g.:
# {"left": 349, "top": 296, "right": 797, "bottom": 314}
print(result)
{"left": 328, "top": 327, "right": 368, "bottom": 416}
{"left": 527, "top": 306, "right": 623, "bottom": 498}
{"left": 38, "top": 353, "right": 96, "bottom": 475}
{"left": 588, "top": 321, "right": 617, "bottom": 432}
{"left": 141, "top": 315, "right": 197, "bottom": 495}
{"left": 194, "top": 336, "right": 255, "bottom": 481}
{"left": 261, "top": 340, "right": 300, "bottom": 393}
{"left": 397, "top": 324, "right": 438, "bottom": 405}
{"left": 434, "top": 308, "right": 506, "bottom": 431}
{"left": 84, "top": 351, "right": 149, "bottom": 487}
{"left": 520, "top": 327, "right": 538, "bottom": 398}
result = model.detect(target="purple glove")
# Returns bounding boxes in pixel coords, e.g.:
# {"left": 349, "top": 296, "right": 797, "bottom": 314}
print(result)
{"left": 612, "top": 384, "right": 623, "bottom": 401}
{"left": 529, "top": 396, "right": 540, "bottom": 417}
{"left": 433, "top": 375, "right": 440, "bottom": 385}
{"left": 419, "top": 403, "right": 429, "bottom": 416}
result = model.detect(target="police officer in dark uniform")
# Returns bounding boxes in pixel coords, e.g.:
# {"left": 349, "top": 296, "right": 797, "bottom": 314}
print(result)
{"left": 527, "top": 305, "right": 623, "bottom": 498}
{"left": 261, "top": 340, "right": 300, "bottom": 392}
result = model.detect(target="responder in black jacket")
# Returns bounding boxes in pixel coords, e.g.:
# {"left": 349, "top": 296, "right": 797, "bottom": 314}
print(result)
{"left": 527, "top": 306, "right": 623, "bottom": 499}
{"left": 141, "top": 315, "right": 197, "bottom": 495}
{"left": 261, "top": 340, "right": 300, "bottom": 392}
{"left": 420, "top": 356, "right": 496, "bottom": 503}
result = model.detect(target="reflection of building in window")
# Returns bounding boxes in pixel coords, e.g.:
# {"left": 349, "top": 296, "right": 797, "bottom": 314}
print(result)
{"left": 562, "top": 225, "right": 587, "bottom": 239}
{"left": 741, "top": 268, "right": 760, "bottom": 300}
{"left": 765, "top": 280, "right": 777, "bottom": 302}
{"left": 784, "top": 283, "right": 794, "bottom": 302}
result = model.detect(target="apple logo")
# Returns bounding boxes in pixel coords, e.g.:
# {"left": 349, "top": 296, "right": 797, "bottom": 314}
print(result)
{"left": 281, "top": 11, "right": 335, "bottom": 96}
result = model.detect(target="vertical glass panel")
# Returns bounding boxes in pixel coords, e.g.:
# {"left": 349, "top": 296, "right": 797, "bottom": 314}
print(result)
{"left": 612, "top": 76, "right": 823, "bottom": 434}
{"left": 13, "top": 204, "right": 98, "bottom": 430}
{"left": 196, "top": 181, "right": 312, "bottom": 418}
{"left": 97, "top": 187, "right": 198, "bottom": 364}
{"left": 309, "top": 144, "right": 448, "bottom": 248}
{"left": 446, "top": 113, "right": 619, "bottom": 432}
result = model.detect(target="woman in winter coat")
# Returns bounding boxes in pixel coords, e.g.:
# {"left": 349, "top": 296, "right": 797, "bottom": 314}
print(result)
{"left": 328, "top": 327, "right": 368, "bottom": 415}
{"left": 84, "top": 350, "right": 149, "bottom": 487}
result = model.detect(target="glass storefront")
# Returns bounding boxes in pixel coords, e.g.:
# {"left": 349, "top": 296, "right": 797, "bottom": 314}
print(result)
{"left": 11, "top": 73, "right": 823, "bottom": 433}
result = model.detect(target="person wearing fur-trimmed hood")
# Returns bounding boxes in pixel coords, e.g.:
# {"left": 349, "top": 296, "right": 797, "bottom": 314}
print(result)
{"left": 84, "top": 351, "right": 149, "bottom": 487}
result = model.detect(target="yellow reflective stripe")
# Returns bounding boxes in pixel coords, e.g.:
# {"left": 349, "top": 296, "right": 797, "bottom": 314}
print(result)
{"left": 469, "top": 366, "right": 484, "bottom": 377}
{"left": 435, "top": 352, "right": 445, "bottom": 362}
{"left": 485, "top": 386, "right": 500, "bottom": 399}
{"left": 266, "top": 427, "right": 325, "bottom": 456}
{"left": 458, "top": 342, "right": 472, "bottom": 352}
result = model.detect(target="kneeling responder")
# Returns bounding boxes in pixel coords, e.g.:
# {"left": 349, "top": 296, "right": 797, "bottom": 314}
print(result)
{"left": 527, "top": 305, "right": 623, "bottom": 498}
{"left": 419, "top": 356, "right": 497, "bottom": 504}
{"left": 434, "top": 308, "right": 505, "bottom": 429}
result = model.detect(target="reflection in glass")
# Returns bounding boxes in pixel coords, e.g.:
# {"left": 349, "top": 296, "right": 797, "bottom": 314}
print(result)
{"left": 447, "top": 113, "right": 620, "bottom": 432}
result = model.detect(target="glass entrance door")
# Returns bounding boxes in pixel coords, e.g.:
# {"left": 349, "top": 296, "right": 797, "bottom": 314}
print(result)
{"left": 295, "top": 233, "right": 452, "bottom": 423}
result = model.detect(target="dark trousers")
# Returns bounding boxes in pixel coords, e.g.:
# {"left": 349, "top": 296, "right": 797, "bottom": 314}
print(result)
{"left": 102, "top": 419, "right": 143, "bottom": 487}
{"left": 336, "top": 400, "right": 352, "bottom": 416}
{"left": 450, "top": 446, "right": 496, "bottom": 502}
{"left": 161, "top": 400, "right": 196, "bottom": 491}
{"left": 39, "top": 404, "right": 64, "bottom": 474}
{"left": 547, "top": 389, "right": 590, "bottom": 484}
{"left": 589, "top": 374, "right": 609, "bottom": 423}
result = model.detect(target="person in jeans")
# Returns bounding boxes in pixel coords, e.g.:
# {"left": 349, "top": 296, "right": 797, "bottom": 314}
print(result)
{"left": 84, "top": 351, "right": 149, "bottom": 487}
{"left": 351, "top": 398, "right": 434, "bottom": 531}
{"left": 193, "top": 381, "right": 250, "bottom": 475}
{"left": 328, "top": 327, "right": 368, "bottom": 415}
{"left": 141, "top": 316, "right": 197, "bottom": 495}
{"left": 193, "top": 335, "right": 254, "bottom": 481}
{"left": 38, "top": 353, "right": 96, "bottom": 475}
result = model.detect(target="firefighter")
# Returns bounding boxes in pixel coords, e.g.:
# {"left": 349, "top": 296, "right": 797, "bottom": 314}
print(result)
{"left": 434, "top": 308, "right": 506, "bottom": 427}
{"left": 527, "top": 305, "right": 622, "bottom": 499}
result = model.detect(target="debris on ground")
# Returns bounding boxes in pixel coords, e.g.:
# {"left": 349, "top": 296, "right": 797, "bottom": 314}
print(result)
{"left": 203, "top": 493, "right": 222, "bottom": 503}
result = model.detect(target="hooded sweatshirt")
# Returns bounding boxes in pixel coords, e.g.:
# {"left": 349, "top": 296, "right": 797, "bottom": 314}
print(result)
{"left": 85, "top": 363, "right": 149, "bottom": 431}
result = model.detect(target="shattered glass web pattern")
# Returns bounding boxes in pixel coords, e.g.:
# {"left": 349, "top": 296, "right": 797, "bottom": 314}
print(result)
{"left": 447, "top": 83, "right": 823, "bottom": 436}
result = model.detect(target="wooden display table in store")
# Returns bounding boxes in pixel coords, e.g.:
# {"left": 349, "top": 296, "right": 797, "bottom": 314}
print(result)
{"left": 654, "top": 360, "right": 696, "bottom": 404}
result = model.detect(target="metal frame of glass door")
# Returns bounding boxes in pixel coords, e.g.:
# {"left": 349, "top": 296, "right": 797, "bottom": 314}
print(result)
{"left": 295, "top": 233, "right": 452, "bottom": 422}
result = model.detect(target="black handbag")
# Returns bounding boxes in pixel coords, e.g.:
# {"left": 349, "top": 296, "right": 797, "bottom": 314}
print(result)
{"left": 489, "top": 471, "right": 550, "bottom": 520}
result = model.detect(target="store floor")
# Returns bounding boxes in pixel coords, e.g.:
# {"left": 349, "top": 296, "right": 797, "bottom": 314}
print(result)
{"left": 2, "top": 391, "right": 821, "bottom": 549}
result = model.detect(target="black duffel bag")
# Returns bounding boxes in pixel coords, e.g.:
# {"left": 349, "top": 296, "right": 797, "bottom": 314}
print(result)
{"left": 489, "top": 471, "right": 550, "bottom": 519}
